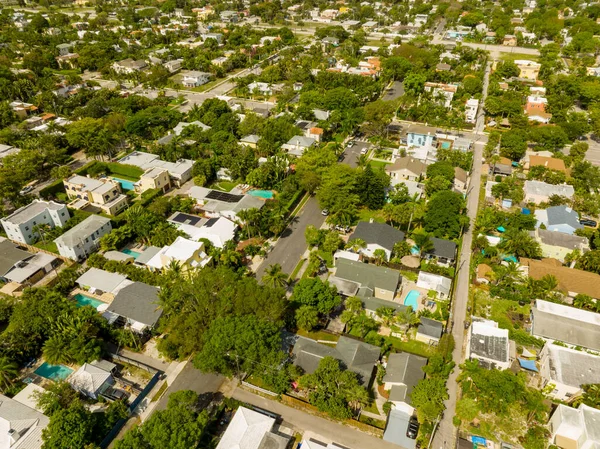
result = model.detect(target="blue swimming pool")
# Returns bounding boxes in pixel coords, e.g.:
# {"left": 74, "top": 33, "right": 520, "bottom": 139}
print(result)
{"left": 73, "top": 293, "right": 104, "bottom": 309}
{"left": 404, "top": 290, "right": 420, "bottom": 310}
{"left": 248, "top": 190, "right": 274, "bottom": 199}
{"left": 121, "top": 248, "right": 141, "bottom": 259}
{"left": 34, "top": 362, "right": 74, "bottom": 381}
{"left": 112, "top": 177, "right": 136, "bottom": 191}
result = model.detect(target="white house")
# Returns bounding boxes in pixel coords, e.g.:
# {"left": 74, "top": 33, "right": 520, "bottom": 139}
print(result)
{"left": 167, "top": 212, "right": 237, "bottom": 248}
{"left": 118, "top": 151, "right": 194, "bottom": 187}
{"left": 1, "top": 200, "right": 69, "bottom": 245}
{"left": 0, "top": 393, "right": 49, "bottom": 449}
{"left": 188, "top": 187, "right": 265, "bottom": 222}
{"left": 524, "top": 181, "right": 575, "bottom": 205}
{"left": 280, "top": 136, "right": 317, "bottom": 157}
{"left": 465, "top": 98, "right": 479, "bottom": 124}
{"left": 466, "top": 319, "right": 512, "bottom": 370}
{"left": 216, "top": 407, "right": 289, "bottom": 449}
{"left": 68, "top": 361, "right": 115, "bottom": 399}
{"left": 549, "top": 404, "right": 600, "bottom": 449}
{"left": 145, "top": 236, "right": 211, "bottom": 272}
{"left": 54, "top": 215, "right": 112, "bottom": 261}
{"left": 112, "top": 58, "right": 147, "bottom": 74}
{"left": 540, "top": 344, "right": 600, "bottom": 401}
{"left": 181, "top": 71, "right": 211, "bottom": 87}
{"left": 416, "top": 271, "right": 452, "bottom": 299}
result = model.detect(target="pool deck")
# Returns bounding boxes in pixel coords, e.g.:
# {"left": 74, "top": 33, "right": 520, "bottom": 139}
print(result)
{"left": 398, "top": 282, "right": 430, "bottom": 312}
{"left": 71, "top": 288, "right": 113, "bottom": 305}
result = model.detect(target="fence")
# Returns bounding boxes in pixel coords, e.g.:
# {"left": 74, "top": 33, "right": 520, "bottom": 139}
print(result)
{"left": 12, "top": 240, "right": 72, "bottom": 264}
{"left": 241, "top": 381, "right": 278, "bottom": 397}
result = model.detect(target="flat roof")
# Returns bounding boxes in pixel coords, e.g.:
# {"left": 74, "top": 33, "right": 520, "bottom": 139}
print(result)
{"left": 2, "top": 200, "right": 65, "bottom": 225}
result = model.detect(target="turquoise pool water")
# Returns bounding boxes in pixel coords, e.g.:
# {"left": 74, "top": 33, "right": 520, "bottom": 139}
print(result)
{"left": 73, "top": 293, "right": 104, "bottom": 309}
{"left": 410, "top": 246, "right": 419, "bottom": 255}
{"left": 112, "top": 177, "right": 136, "bottom": 191}
{"left": 121, "top": 248, "right": 141, "bottom": 259}
{"left": 404, "top": 290, "right": 420, "bottom": 310}
{"left": 248, "top": 190, "right": 274, "bottom": 199}
{"left": 441, "top": 141, "right": 451, "bottom": 150}
{"left": 34, "top": 362, "right": 74, "bottom": 381}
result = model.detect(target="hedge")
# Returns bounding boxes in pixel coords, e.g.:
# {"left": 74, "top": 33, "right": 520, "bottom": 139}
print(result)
{"left": 39, "top": 179, "right": 66, "bottom": 199}
{"left": 105, "top": 162, "right": 144, "bottom": 180}
{"left": 140, "top": 188, "right": 162, "bottom": 207}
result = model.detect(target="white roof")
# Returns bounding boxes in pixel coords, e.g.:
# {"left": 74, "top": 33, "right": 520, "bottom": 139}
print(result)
{"left": 216, "top": 407, "right": 275, "bottom": 449}
{"left": 545, "top": 344, "right": 600, "bottom": 387}
{"left": 176, "top": 217, "right": 237, "bottom": 248}
{"left": 2, "top": 200, "right": 65, "bottom": 225}
{"left": 12, "top": 385, "right": 45, "bottom": 414}
{"left": 416, "top": 271, "right": 452, "bottom": 295}
{"left": 76, "top": 268, "right": 129, "bottom": 295}
{"left": 146, "top": 237, "right": 209, "bottom": 269}
{"left": 471, "top": 319, "right": 508, "bottom": 338}
{"left": 0, "top": 394, "right": 49, "bottom": 449}
{"left": 334, "top": 250, "right": 361, "bottom": 262}
{"left": 537, "top": 299, "right": 600, "bottom": 327}
{"left": 524, "top": 180, "right": 574, "bottom": 198}
{"left": 69, "top": 363, "right": 112, "bottom": 396}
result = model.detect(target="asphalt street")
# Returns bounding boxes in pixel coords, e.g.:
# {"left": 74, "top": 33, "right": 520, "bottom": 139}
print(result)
{"left": 155, "top": 363, "right": 224, "bottom": 412}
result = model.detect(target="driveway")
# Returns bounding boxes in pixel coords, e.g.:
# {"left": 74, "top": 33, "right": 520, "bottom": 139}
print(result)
{"left": 342, "top": 141, "right": 370, "bottom": 168}
{"left": 255, "top": 196, "right": 325, "bottom": 280}
{"left": 232, "top": 388, "right": 404, "bottom": 449}
{"left": 155, "top": 363, "right": 224, "bottom": 411}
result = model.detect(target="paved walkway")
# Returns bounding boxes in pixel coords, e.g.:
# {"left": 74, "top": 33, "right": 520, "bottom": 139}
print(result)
{"left": 232, "top": 388, "right": 404, "bottom": 449}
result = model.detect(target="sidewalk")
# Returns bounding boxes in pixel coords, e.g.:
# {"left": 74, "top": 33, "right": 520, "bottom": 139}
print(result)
{"left": 136, "top": 360, "right": 188, "bottom": 422}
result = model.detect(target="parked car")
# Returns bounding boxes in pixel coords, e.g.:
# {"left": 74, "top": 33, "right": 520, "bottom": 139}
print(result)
{"left": 360, "top": 147, "right": 368, "bottom": 155}
{"left": 19, "top": 186, "right": 33, "bottom": 195}
{"left": 580, "top": 218, "right": 598, "bottom": 227}
{"left": 321, "top": 209, "right": 329, "bottom": 216}
{"left": 335, "top": 224, "right": 350, "bottom": 233}
{"left": 346, "top": 140, "right": 355, "bottom": 148}
{"left": 406, "top": 416, "right": 419, "bottom": 439}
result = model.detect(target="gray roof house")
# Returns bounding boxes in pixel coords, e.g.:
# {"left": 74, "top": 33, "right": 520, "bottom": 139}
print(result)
{"left": 54, "top": 215, "right": 112, "bottom": 261}
{"left": 532, "top": 299, "right": 600, "bottom": 351}
{"left": 535, "top": 205, "right": 583, "bottom": 235}
{"left": 383, "top": 352, "right": 427, "bottom": 408}
{"left": 423, "top": 237, "right": 457, "bottom": 265}
{"left": 0, "top": 239, "right": 58, "bottom": 285}
{"left": 0, "top": 393, "right": 49, "bottom": 449}
{"left": 76, "top": 268, "right": 130, "bottom": 296}
{"left": 467, "top": 318, "right": 513, "bottom": 370}
{"left": 524, "top": 180, "right": 575, "bottom": 205}
{"left": 133, "top": 246, "right": 162, "bottom": 267}
{"left": 187, "top": 186, "right": 265, "bottom": 222}
{"left": 529, "top": 228, "right": 590, "bottom": 262}
{"left": 292, "top": 336, "right": 380, "bottom": 386}
{"left": 349, "top": 221, "right": 405, "bottom": 260}
{"left": 416, "top": 317, "right": 444, "bottom": 344}
{"left": 281, "top": 136, "right": 316, "bottom": 157}
{"left": 105, "top": 282, "right": 162, "bottom": 333}
{"left": 68, "top": 361, "right": 115, "bottom": 399}
{"left": 330, "top": 259, "right": 401, "bottom": 301}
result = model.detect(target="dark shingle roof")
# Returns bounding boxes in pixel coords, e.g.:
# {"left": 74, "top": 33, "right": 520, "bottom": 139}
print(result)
{"left": 107, "top": 282, "right": 162, "bottom": 327}
{"left": 349, "top": 221, "right": 405, "bottom": 252}
{"left": 424, "top": 237, "right": 457, "bottom": 260}
{"left": 417, "top": 317, "right": 443, "bottom": 339}
{"left": 292, "top": 336, "right": 380, "bottom": 386}
{"left": 333, "top": 259, "right": 401, "bottom": 293}
{"left": 361, "top": 296, "right": 408, "bottom": 314}
{"left": 383, "top": 352, "right": 427, "bottom": 404}
{"left": 0, "top": 240, "right": 31, "bottom": 277}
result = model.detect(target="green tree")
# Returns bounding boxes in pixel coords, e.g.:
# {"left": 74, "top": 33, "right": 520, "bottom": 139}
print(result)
{"left": 499, "top": 229, "right": 542, "bottom": 259}
{"left": 296, "top": 305, "right": 320, "bottom": 331}
{"left": 262, "top": 264, "right": 288, "bottom": 289}
{"left": 373, "top": 248, "right": 388, "bottom": 265}
{"left": 356, "top": 164, "right": 389, "bottom": 209}
{"left": 0, "top": 357, "right": 18, "bottom": 391}
{"left": 424, "top": 191, "right": 468, "bottom": 238}
{"left": 42, "top": 402, "right": 96, "bottom": 449}
{"left": 411, "top": 377, "right": 448, "bottom": 423}
{"left": 291, "top": 278, "right": 341, "bottom": 315}
{"left": 34, "top": 382, "right": 80, "bottom": 417}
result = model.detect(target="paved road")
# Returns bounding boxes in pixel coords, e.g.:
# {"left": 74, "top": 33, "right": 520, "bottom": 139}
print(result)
{"left": 255, "top": 196, "right": 325, "bottom": 280}
{"left": 233, "top": 388, "right": 403, "bottom": 449}
{"left": 155, "top": 363, "right": 224, "bottom": 411}
{"left": 431, "top": 61, "right": 491, "bottom": 449}
{"left": 432, "top": 37, "right": 540, "bottom": 58}
{"left": 343, "top": 141, "right": 370, "bottom": 168}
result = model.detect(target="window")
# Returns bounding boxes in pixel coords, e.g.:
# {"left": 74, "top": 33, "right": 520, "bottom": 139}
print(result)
{"left": 85, "top": 238, "right": 89, "bottom": 243}
{"left": 28, "top": 235, "right": 31, "bottom": 239}
{"left": 25, "top": 226, "right": 29, "bottom": 231}
{"left": 565, "top": 393, "right": 573, "bottom": 398}
{"left": 33, "top": 221, "right": 36, "bottom": 225}
{"left": 61, "top": 212, "right": 65, "bottom": 216}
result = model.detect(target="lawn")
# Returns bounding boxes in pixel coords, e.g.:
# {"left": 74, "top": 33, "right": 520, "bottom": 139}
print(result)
{"left": 500, "top": 53, "right": 539, "bottom": 62}
{"left": 400, "top": 270, "right": 418, "bottom": 282}
{"left": 386, "top": 336, "right": 437, "bottom": 358}
{"left": 369, "top": 160, "right": 392, "bottom": 171}
{"left": 150, "top": 382, "right": 168, "bottom": 402}
{"left": 358, "top": 414, "right": 386, "bottom": 429}
{"left": 296, "top": 329, "right": 340, "bottom": 343}
{"left": 210, "top": 181, "right": 237, "bottom": 192}
{"left": 289, "top": 258, "right": 306, "bottom": 281}
{"left": 317, "top": 249, "right": 334, "bottom": 268}
{"left": 358, "top": 208, "right": 386, "bottom": 224}
{"left": 34, "top": 241, "right": 58, "bottom": 254}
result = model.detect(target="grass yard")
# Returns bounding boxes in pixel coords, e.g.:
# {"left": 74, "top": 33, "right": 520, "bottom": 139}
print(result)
{"left": 400, "top": 270, "right": 418, "bottom": 282}
{"left": 358, "top": 414, "right": 386, "bottom": 429}
{"left": 34, "top": 241, "right": 58, "bottom": 254}
{"left": 362, "top": 398, "right": 380, "bottom": 415}
{"left": 289, "top": 258, "right": 306, "bottom": 281}
{"left": 296, "top": 329, "right": 340, "bottom": 343}
{"left": 210, "top": 181, "right": 237, "bottom": 192}
{"left": 150, "top": 382, "right": 168, "bottom": 402}
{"left": 358, "top": 208, "right": 386, "bottom": 224}
{"left": 191, "top": 79, "right": 221, "bottom": 93}
{"left": 317, "top": 249, "right": 334, "bottom": 268}
{"left": 499, "top": 53, "right": 539, "bottom": 62}
{"left": 369, "top": 160, "right": 393, "bottom": 171}
{"left": 386, "top": 336, "right": 436, "bottom": 358}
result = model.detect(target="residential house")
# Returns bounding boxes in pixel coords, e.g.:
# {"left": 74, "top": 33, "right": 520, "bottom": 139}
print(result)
{"left": 56, "top": 53, "right": 79, "bottom": 69}
{"left": 529, "top": 228, "right": 590, "bottom": 263}
{"left": 9, "top": 101, "right": 37, "bottom": 119}
{"left": 330, "top": 258, "right": 401, "bottom": 301}
{"left": 112, "top": 58, "right": 147, "bottom": 74}
{"left": 104, "top": 282, "right": 162, "bottom": 333}
{"left": 64, "top": 175, "right": 128, "bottom": 216}
{"left": 527, "top": 155, "right": 567, "bottom": 173}
{"left": 415, "top": 317, "right": 444, "bottom": 344}
{"left": 292, "top": 336, "right": 380, "bottom": 386}
{"left": 435, "top": 63, "right": 451, "bottom": 72}
{"left": 145, "top": 236, "right": 211, "bottom": 272}
{"left": 68, "top": 361, "right": 115, "bottom": 399}
{"left": 0, "top": 239, "right": 59, "bottom": 287}
{"left": 524, "top": 181, "right": 575, "bottom": 205}
{"left": 465, "top": 98, "right": 479, "bottom": 124}
{"left": 525, "top": 96, "right": 552, "bottom": 124}
{"left": 531, "top": 299, "right": 600, "bottom": 351}
{"left": 0, "top": 393, "right": 49, "bottom": 449}
{"left": 524, "top": 258, "right": 600, "bottom": 301}
{"left": 181, "top": 71, "right": 211, "bottom": 88}
{"left": 307, "top": 127, "right": 324, "bottom": 142}
{"left": 188, "top": 186, "right": 265, "bottom": 222}
{"left": 423, "top": 237, "right": 457, "bottom": 266}
{"left": 540, "top": 344, "right": 600, "bottom": 401}
{"left": 424, "top": 83, "right": 458, "bottom": 108}
{"left": 313, "top": 109, "right": 330, "bottom": 121}
{"left": 216, "top": 407, "right": 289, "bottom": 449}
{"left": 167, "top": 212, "right": 237, "bottom": 248}
{"left": 281, "top": 136, "right": 317, "bottom": 157}
{"left": 385, "top": 157, "right": 427, "bottom": 182}
{"left": 163, "top": 59, "right": 183, "bottom": 73}
{"left": 75, "top": 268, "right": 130, "bottom": 296}
{"left": 134, "top": 167, "right": 171, "bottom": 194}
{"left": 515, "top": 59, "right": 541, "bottom": 81}
{"left": 467, "top": 319, "right": 513, "bottom": 370}
{"left": 406, "top": 124, "right": 436, "bottom": 148}
{"left": 1, "top": 200, "right": 69, "bottom": 245}
{"left": 383, "top": 352, "right": 427, "bottom": 414}
{"left": 211, "top": 56, "right": 228, "bottom": 66}
{"left": 503, "top": 34, "right": 517, "bottom": 46}
{"left": 247, "top": 82, "right": 274, "bottom": 96}
{"left": 548, "top": 404, "right": 600, "bottom": 449}
{"left": 119, "top": 151, "right": 193, "bottom": 187}
{"left": 384, "top": 409, "right": 418, "bottom": 449}
{"left": 240, "top": 135, "right": 260, "bottom": 149}
{"left": 361, "top": 296, "right": 408, "bottom": 321}
{"left": 476, "top": 263, "right": 493, "bottom": 284}
{"left": 489, "top": 162, "right": 513, "bottom": 177}
{"left": 454, "top": 167, "right": 469, "bottom": 194}
{"left": 173, "top": 121, "right": 211, "bottom": 136}
{"left": 54, "top": 215, "right": 111, "bottom": 261}
{"left": 535, "top": 206, "right": 583, "bottom": 235}
{"left": 201, "top": 33, "right": 224, "bottom": 44}
{"left": 416, "top": 271, "right": 452, "bottom": 299}
{"left": 348, "top": 221, "right": 405, "bottom": 260}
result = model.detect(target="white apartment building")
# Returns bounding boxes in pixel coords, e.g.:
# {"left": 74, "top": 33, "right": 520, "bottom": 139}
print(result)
{"left": 1, "top": 200, "right": 70, "bottom": 244}
{"left": 54, "top": 215, "right": 111, "bottom": 261}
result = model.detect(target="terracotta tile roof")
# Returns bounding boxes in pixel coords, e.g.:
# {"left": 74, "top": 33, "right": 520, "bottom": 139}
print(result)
{"left": 529, "top": 155, "right": 566, "bottom": 172}
{"left": 521, "top": 258, "right": 600, "bottom": 298}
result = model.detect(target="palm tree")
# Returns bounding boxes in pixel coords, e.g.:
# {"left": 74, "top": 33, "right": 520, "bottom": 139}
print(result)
{"left": 574, "top": 294, "right": 594, "bottom": 310}
{"left": 499, "top": 229, "right": 542, "bottom": 259}
{"left": 262, "top": 264, "right": 288, "bottom": 288}
{"left": 373, "top": 249, "right": 387, "bottom": 265}
{"left": 345, "top": 238, "right": 366, "bottom": 253}
{"left": 376, "top": 307, "right": 396, "bottom": 327}
{"left": 43, "top": 335, "right": 69, "bottom": 365}
{"left": 0, "top": 357, "right": 18, "bottom": 391}
{"left": 345, "top": 296, "right": 363, "bottom": 314}
{"left": 412, "top": 230, "right": 433, "bottom": 257}
{"left": 295, "top": 305, "right": 319, "bottom": 332}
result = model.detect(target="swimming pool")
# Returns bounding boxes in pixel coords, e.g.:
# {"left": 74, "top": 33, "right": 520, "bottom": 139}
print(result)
{"left": 248, "top": 190, "right": 274, "bottom": 199}
{"left": 34, "top": 362, "right": 74, "bottom": 381}
{"left": 121, "top": 248, "right": 141, "bottom": 259}
{"left": 440, "top": 141, "right": 451, "bottom": 150}
{"left": 111, "top": 177, "right": 136, "bottom": 191}
{"left": 73, "top": 293, "right": 104, "bottom": 309}
{"left": 410, "top": 246, "right": 419, "bottom": 256}
{"left": 404, "top": 290, "right": 420, "bottom": 310}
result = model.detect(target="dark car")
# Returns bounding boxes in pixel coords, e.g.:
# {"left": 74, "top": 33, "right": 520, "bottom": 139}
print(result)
{"left": 580, "top": 218, "right": 598, "bottom": 227}
{"left": 406, "top": 416, "right": 419, "bottom": 439}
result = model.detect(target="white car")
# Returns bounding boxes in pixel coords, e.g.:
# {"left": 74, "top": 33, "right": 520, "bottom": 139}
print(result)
{"left": 360, "top": 147, "right": 368, "bottom": 155}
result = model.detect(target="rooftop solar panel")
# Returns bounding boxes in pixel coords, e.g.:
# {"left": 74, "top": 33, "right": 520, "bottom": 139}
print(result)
{"left": 206, "top": 190, "right": 243, "bottom": 203}
{"left": 170, "top": 212, "right": 202, "bottom": 226}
